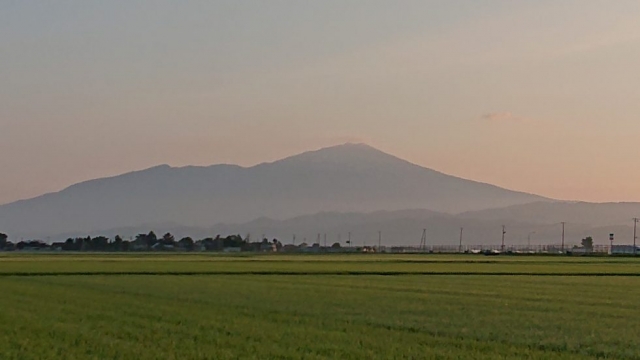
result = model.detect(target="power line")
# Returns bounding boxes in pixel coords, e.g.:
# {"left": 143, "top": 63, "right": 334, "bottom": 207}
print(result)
{"left": 528, "top": 231, "right": 535, "bottom": 250}
{"left": 561, "top": 222, "right": 565, "bottom": 253}
{"left": 634, "top": 218, "right": 638, "bottom": 256}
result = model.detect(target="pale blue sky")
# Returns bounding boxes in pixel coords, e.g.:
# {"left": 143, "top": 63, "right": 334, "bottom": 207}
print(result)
{"left": 2, "top": 1, "right": 640, "bottom": 204}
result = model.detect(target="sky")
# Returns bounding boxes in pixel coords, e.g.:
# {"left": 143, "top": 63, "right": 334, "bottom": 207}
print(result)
{"left": 1, "top": 0, "right": 640, "bottom": 205}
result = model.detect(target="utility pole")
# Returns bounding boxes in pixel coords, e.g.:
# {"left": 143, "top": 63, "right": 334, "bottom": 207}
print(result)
{"left": 634, "top": 218, "right": 639, "bottom": 256}
{"left": 501, "top": 225, "right": 506, "bottom": 252}
{"left": 293, "top": 234, "right": 296, "bottom": 246}
{"left": 459, "top": 227, "right": 463, "bottom": 253}
{"left": 348, "top": 232, "right": 352, "bottom": 248}
{"left": 561, "top": 222, "right": 566, "bottom": 253}
{"left": 378, "top": 231, "right": 381, "bottom": 251}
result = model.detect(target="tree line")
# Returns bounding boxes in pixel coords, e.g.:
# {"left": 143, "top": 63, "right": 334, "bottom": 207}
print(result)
{"left": 0, "top": 231, "right": 316, "bottom": 252}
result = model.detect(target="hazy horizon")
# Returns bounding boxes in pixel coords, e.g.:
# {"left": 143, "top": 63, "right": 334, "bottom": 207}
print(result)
{"left": 3, "top": 1, "right": 640, "bottom": 205}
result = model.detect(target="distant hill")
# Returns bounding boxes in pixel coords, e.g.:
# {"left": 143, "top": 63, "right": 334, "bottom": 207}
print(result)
{"left": 460, "top": 201, "right": 640, "bottom": 227}
{"left": 53, "top": 207, "right": 637, "bottom": 248}
{"left": 207, "top": 206, "right": 638, "bottom": 247}
{"left": 0, "top": 143, "right": 548, "bottom": 238}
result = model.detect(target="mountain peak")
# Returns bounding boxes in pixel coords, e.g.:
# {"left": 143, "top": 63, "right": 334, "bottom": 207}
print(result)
{"left": 331, "top": 142, "right": 376, "bottom": 150}
{"left": 321, "top": 142, "right": 383, "bottom": 152}
{"left": 270, "top": 142, "right": 404, "bottom": 167}
{"left": 297, "top": 142, "right": 382, "bottom": 156}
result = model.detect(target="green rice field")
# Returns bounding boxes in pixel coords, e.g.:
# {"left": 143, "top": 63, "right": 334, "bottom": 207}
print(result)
{"left": 1, "top": 253, "right": 639, "bottom": 359}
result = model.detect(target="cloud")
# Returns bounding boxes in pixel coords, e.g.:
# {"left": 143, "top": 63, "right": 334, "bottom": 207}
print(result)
{"left": 481, "top": 112, "right": 530, "bottom": 123}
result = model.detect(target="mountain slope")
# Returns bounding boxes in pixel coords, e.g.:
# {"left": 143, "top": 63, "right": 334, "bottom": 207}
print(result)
{"left": 460, "top": 201, "right": 640, "bottom": 227}
{"left": 0, "top": 143, "right": 548, "bottom": 237}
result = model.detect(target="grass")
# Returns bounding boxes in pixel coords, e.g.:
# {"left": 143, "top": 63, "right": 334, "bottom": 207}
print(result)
{"left": 1, "top": 253, "right": 639, "bottom": 359}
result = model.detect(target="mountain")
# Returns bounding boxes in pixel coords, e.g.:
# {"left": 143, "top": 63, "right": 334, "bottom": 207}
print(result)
{"left": 0, "top": 143, "right": 548, "bottom": 238}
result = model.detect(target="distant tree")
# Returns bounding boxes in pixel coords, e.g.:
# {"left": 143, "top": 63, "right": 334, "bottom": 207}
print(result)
{"left": 581, "top": 236, "right": 594, "bottom": 251}
{"left": 223, "top": 235, "right": 244, "bottom": 248}
{"left": 162, "top": 233, "right": 175, "bottom": 245}
{"left": 113, "top": 235, "right": 123, "bottom": 251}
{"left": 200, "top": 237, "right": 216, "bottom": 251}
{"left": 147, "top": 231, "right": 158, "bottom": 247}
{"left": 63, "top": 238, "right": 75, "bottom": 251}
{"left": 133, "top": 233, "right": 148, "bottom": 250}
{"left": 209, "top": 235, "right": 221, "bottom": 250}
{"left": 74, "top": 237, "right": 83, "bottom": 250}
{"left": 0, "top": 233, "right": 7, "bottom": 249}
{"left": 178, "top": 237, "right": 194, "bottom": 250}
{"left": 92, "top": 236, "right": 110, "bottom": 251}
{"left": 331, "top": 242, "right": 341, "bottom": 248}
{"left": 84, "top": 237, "right": 93, "bottom": 251}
